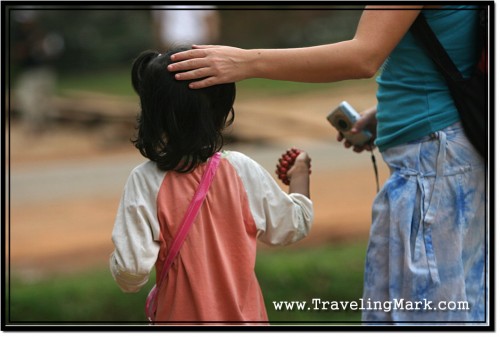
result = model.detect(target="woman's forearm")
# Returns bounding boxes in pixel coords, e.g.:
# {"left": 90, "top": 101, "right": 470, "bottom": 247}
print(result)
{"left": 248, "top": 40, "right": 380, "bottom": 83}
{"left": 168, "top": 7, "right": 421, "bottom": 89}
{"left": 170, "top": 40, "right": 382, "bottom": 87}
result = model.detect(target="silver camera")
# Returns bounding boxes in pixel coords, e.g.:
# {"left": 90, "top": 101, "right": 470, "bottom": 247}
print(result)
{"left": 327, "top": 101, "right": 372, "bottom": 146}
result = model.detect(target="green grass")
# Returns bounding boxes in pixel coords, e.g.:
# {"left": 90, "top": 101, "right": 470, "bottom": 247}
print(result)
{"left": 7, "top": 268, "right": 155, "bottom": 323}
{"left": 237, "top": 78, "right": 353, "bottom": 98}
{"left": 55, "top": 67, "right": 375, "bottom": 98}
{"left": 6, "top": 241, "right": 366, "bottom": 325}
{"left": 57, "top": 68, "right": 136, "bottom": 97}
{"left": 257, "top": 242, "right": 366, "bottom": 323}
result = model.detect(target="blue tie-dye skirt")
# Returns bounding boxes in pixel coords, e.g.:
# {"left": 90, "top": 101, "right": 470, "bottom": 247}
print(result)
{"left": 362, "top": 122, "right": 487, "bottom": 324}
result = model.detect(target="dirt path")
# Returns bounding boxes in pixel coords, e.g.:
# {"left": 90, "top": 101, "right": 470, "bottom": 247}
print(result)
{"left": 8, "top": 82, "right": 389, "bottom": 278}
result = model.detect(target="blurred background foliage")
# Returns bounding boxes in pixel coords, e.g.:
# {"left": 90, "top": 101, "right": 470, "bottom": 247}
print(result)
{"left": 8, "top": 5, "right": 363, "bottom": 77}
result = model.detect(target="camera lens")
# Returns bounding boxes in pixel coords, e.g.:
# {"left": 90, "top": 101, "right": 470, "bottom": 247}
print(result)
{"left": 337, "top": 119, "right": 349, "bottom": 131}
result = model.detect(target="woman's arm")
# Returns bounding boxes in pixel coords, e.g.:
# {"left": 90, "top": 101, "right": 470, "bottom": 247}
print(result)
{"left": 168, "top": 6, "right": 423, "bottom": 88}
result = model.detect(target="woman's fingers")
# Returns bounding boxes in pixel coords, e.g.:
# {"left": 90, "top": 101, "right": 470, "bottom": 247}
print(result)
{"left": 170, "top": 47, "right": 211, "bottom": 62}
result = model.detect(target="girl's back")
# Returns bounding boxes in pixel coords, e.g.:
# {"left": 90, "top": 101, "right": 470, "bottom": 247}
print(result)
{"left": 112, "top": 151, "right": 312, "bottom": 322}
{"left": 110, "top": 50, "right": 312, "bottom": 323}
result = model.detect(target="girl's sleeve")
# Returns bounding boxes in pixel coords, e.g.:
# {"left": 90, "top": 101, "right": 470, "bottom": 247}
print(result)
{"left": 109, "top": 162, "right": 164, "bottom": 293}
{"left": 226, "top": 151, "right": 314, "bottom": 246}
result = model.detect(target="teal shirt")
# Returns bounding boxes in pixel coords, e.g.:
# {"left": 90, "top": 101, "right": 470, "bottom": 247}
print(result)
{"left": 375, "top": 7, "right": 480, "bottom": 151}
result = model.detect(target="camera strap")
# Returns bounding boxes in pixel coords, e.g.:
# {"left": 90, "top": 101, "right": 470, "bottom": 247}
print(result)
{"left": 370, "top": 149, "right": 380, "bottom": 193}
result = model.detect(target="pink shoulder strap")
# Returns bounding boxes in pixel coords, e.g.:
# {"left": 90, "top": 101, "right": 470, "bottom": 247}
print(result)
{"left": 145, "top": 152, "right": 221, "bottom": 322}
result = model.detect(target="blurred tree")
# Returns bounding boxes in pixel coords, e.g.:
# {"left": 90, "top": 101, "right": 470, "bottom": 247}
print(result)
{"left": 8, "top": 6, "right": 363, "bottom": 77}
{"left": 43, "top": 10, "right": 153, "bottom": 73}
{"left": 218, "top": 7, "right": 363, "bottom": 48}
{"left": 9, "top": 8, "right": 154, "bottom": 75}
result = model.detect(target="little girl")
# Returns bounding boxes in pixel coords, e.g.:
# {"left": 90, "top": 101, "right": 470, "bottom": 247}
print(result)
{"left": 109, "top": 49, "right": 313, "bottom": 324}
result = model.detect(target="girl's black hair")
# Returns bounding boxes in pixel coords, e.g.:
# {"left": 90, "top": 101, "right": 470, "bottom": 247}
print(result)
{"left": 131, "top": 48, "right": 235, "bottom": 172}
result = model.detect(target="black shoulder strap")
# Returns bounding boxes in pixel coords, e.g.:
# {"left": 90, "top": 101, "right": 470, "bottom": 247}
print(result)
{"left": 410, "top": 13, "right": 464, "bottom": 82}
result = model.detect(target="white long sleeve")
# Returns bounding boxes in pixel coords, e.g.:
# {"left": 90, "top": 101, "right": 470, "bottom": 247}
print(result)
{"left": 109, "top": 161, "right": 164, "bottom": 293}
{"left": 226, "top": 151, "right": 313, "bottom": 246}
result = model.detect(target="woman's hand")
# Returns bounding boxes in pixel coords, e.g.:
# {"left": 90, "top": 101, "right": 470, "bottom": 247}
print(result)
{"left": 337, "top": 106, "right": 377, "bottom": 153}
{"left": 168, "top": 45, "right": 251, "bottom": 89}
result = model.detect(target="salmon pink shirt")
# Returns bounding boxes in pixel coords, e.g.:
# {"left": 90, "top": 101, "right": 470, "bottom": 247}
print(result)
{"left": 110, "top": 151, "right": 313, "bottom": 324}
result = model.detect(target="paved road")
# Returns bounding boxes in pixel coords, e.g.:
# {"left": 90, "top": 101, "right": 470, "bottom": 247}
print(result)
{"left": 9, "top": 139, "right": 379, "bottom": 206}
